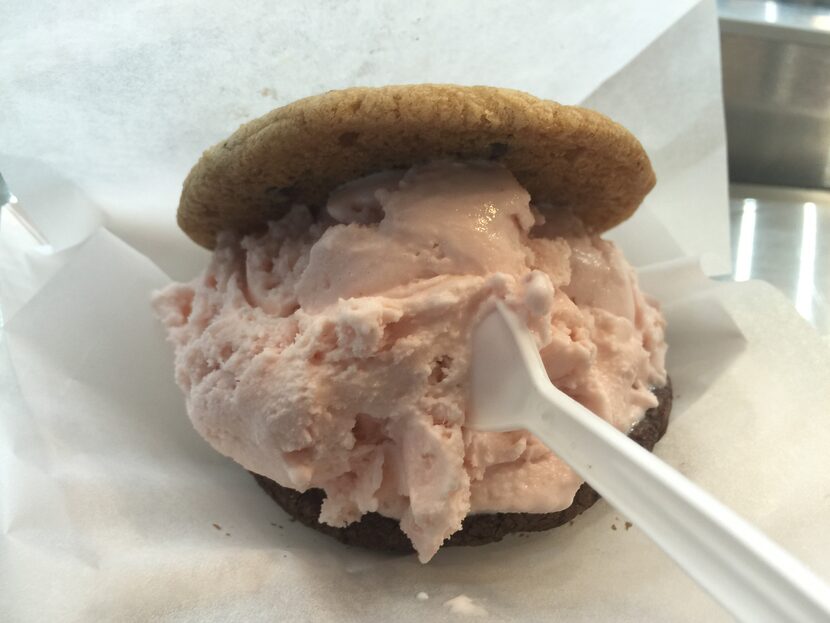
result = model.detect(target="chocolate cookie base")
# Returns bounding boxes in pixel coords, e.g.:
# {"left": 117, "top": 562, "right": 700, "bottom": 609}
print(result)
{"left": 252, "top": 378, "right": 672, "bottom": 553}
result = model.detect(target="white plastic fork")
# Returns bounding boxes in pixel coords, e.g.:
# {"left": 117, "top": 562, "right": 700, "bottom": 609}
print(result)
{"left": 470, "top": 301, "right": 830, "bottom": 623}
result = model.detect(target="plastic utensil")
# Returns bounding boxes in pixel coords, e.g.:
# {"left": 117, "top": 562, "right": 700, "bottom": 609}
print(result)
{"left": 470, "top": 301, "right": 830, "bottom": 623}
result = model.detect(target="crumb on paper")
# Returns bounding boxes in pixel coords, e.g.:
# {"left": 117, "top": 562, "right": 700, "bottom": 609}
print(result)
{"left": 625, "top": 521, "right": 633, "bottom": 530}
{"left": 611, "top": 524, "right": 617, "bottom": 531}
{"left": 225, "top": 532, "right": 230, "bottom": 536}
{"left": 212, "top": 523, "right": 221, "bottom": 530}
{"left": 416, "top": 592, "right": 429, "bottom": 601}
{"left": 443, "top": 595, "right": 487, "bottom": 617}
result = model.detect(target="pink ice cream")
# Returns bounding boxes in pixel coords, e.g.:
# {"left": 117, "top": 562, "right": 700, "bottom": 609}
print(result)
{"left": 153, "top": 161, "right": 667, "bottom": 562}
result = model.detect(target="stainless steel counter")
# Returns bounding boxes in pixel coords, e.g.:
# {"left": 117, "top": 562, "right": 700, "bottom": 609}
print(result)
{"left": 728, "top": 184, "right": 830, "bottom": 335}
{"left": 719, "top": 0, "right": 830, "bottom": 189}
{"left": 719, "top": 1, "right": 830, "bottom": 337}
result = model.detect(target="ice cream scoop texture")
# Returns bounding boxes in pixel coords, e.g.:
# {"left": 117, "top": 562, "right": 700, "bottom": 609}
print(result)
{"left": 153, "top": 162, "right": 666, "bottom": 562}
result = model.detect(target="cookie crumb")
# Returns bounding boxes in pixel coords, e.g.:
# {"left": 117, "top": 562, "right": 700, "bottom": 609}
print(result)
{"left": 212, "top": 523, "right": 221, "bottom": 530}
{"left": 611, "top": 524, "right": 617, "bottom": 531}
{"left": 624, "top": 522, "right": 632, "bottom": 530}
{"left": 444, "top": 595, "right": 487, "bottom": 617}
{"left": 225, "top": 532, "right": 231, "bottom": 536}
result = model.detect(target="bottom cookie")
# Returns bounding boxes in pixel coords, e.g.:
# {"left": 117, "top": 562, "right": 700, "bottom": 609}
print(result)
{"left": 252, "top": 378, "right": 672, "bottom": 553}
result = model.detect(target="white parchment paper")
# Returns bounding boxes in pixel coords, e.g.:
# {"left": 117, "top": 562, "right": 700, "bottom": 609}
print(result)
{"left": 4, "top": 2, "right": 826, "bottom": 621}
{"left": 3, "top": 216, "right": 830, "bottom": 623}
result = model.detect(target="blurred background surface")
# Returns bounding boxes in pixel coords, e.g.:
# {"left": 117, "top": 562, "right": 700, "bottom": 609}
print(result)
{"left": 719, "top": 0, "right": 830, "bottom": 333}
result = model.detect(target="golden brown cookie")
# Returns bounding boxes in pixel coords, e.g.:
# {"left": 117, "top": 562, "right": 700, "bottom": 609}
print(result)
{"left": 179, "top": 84, "right": 655, "bottom": 249}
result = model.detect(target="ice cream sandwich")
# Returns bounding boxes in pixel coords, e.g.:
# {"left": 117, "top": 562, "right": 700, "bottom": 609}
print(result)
{"left": 154, "top": 85, "right": 670, "bottom": 563}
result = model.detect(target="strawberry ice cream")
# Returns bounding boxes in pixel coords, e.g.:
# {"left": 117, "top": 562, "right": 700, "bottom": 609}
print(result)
{"left": 153, "top": 161, "right": 667, "bottom": 562}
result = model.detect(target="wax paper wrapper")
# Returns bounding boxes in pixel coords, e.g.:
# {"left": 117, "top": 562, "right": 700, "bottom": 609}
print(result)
{"left": 5, "top": 1, "right": 829, "bottom": 621}
{"left": 7, "top": 202, "right": 830, "bottom": 623}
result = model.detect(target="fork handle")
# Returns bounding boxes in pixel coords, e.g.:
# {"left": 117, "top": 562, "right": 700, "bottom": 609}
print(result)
{"left": 532, "top": 383, "right": 830, "bottom": 623}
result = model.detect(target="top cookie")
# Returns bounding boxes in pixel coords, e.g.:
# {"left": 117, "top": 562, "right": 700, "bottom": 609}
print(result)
{"left": 179, "top": 85, "right": 655, "bottom": 249}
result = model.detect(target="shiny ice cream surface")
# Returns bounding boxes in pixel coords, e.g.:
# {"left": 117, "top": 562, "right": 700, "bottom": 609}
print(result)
{"left": 153, "top": 161, "right": 667, "bottom": 562}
